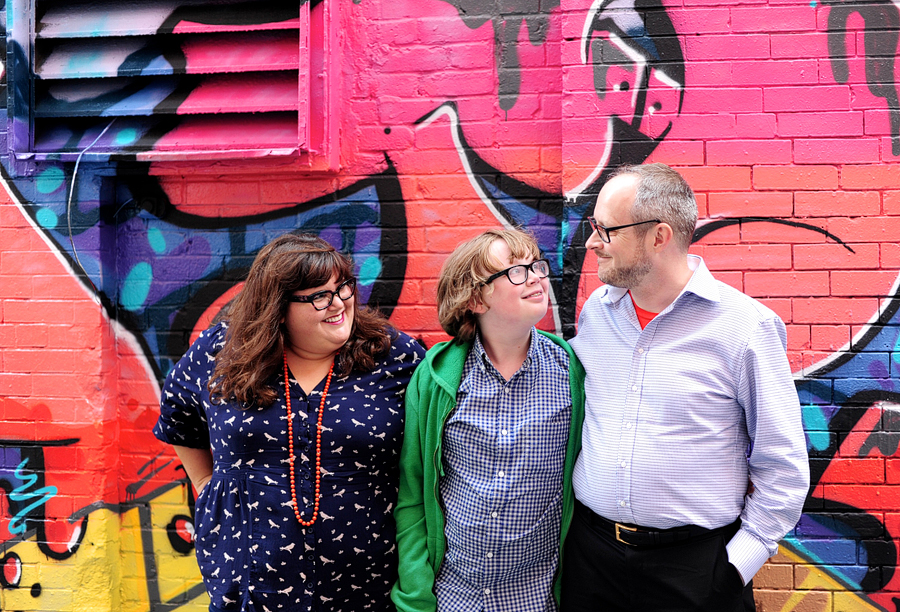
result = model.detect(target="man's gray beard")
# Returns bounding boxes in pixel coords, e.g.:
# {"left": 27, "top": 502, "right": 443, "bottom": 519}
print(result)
{"left": 598, "top": 251, "right": 653, "bottom": 289}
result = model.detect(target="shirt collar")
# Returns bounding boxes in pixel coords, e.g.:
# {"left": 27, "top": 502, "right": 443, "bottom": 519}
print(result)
{"left": 463, "top": 327, "right": 539, "bottom": 387}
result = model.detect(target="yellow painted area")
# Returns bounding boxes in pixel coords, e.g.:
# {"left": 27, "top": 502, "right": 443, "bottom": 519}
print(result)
{"left": 0, "top": 483, "right": 209, "bottom": 612}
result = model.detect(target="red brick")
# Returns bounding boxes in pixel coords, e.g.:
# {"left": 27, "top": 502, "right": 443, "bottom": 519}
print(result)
{"left": 831, "top": 270, "right": 899, "bottom": 296}
{"left": 707, "top": 192, "right": 793, "bottom": 217}
{"left": 821, "top": 458, "right": 885, "bottom": 484}
{"left": 822, "top": 485, "right": 900, "bottom": 510}
{"left": 684, "top": 88, "right": 763, "bottom": 113}
{"left": 695, "top": 193, "right": 708, "bottom": 218}
{"left": 731, "top": 6, "right": 817, "bottom": 32}
{"left": 744, "top": 271, "right": 829, "bottom": 297}
{"left": 793, "top": 298, "right": 880, "bottom": 325}
{"left": 884, "top": 191, "right": 900, "bottom": 215}
{"left": 794, "top": 138, "right": 880, "bottom": 164}
{"left": 0, "top": 276, "right": 32, "bottom": 298}
{"left": 2, "top": 300, "right": 75, "bottom": 324}
{"left": 778, "top": 111, "right": 864, "bottom": 138}
{"left": 710, "top": 270, "right": 743, "bottom": 291}
{"left": 738, "top": 219, "right": 828, "bottom": 244}
{"left": 794, "top": 191, "right": 880, "bottom": 217}
{"left": 184, "top": 180, "right": 260, "bottom": 206}
{"left": 882, "top": 243, "right": 900, "bottom": 268}
{"left": 753, "top": 165, "right": 838, "bottom": 190}
{"left": 0, "top": 250, "right": 70, "bottom": 276}
{"left": 734, "top": 114, "right": 777, "bottom": 139}
{"left": 793, "top": 243, "right": 879, "bottom": 270}
{"left": 771, "top": 33, "right": 830, "bottom": 60}
{"left": 0, "top": 373, "right": 32, "bottom": 396}
{"left": 666, "top": 8, "right": 731, "bottom": 33}
{"left": 706, "top": 140, "right": 792, "bottom": 166}
{"left": 703, "top": 244, "right": 793, "bottom": 270}
{"left": 827, "top": 217, "right": 900, "bottom": 242}
{"left": 3, "top": 349, "right": 76, "bottom": 374}
{"left": 787, "top": 324, "right": 810, "bottom": 350}
{"left": 676, "top": 166, "right": 752, "bottom": 191}
{"left": 887, "top": 460, "right": 900, "bottom": 484}
{"left": 882, "top": 136, "right": 900, "bottom": 162}
{"left": 14, "top": 325, "right": 49, "bottom": 348}
{"left": 764, "top": 86, "right": 850, "bottom": 113}
{"left": 841, "top": 165, "right": 900, "bottom": 190}
{"left": 864, "top": 109, "right": 893, "bottom": 136}
{"left": 678, "top": 62, "right": 734, "bottom": 88}
{"left": 810, "top": 325, "right": 850, "bottom": 351}
{"left": 646, "top": 140, "right": 705, "bottom": 166}
{"left": 692, "top": 222, "right": 740, "bottom": 245}
{"left": 683, "top": 35, "right": 770, "bottom": 61}
{"left": 730, "top": 60, "right": 819, "bottom": 86}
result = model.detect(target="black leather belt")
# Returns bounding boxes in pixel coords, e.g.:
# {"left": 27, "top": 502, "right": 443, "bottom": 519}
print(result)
{"left": 575, "top": 500, "right": 739, "bottom": 548}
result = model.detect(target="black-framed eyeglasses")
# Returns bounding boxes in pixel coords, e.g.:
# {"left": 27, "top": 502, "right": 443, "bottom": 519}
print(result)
{"left": 287, "top": 278, "right": 356, "bottom": 310}
{"left": 482, "top": 259, "right": 551, "bottom": 286}
{"left": 587, "top": 216, "right": 661, "bottom": 243}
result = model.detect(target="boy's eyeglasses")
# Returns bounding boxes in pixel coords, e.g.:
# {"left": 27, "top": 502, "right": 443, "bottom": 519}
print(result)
{"left": 287, "top": 278, "right": 356, "bottom": 310}
{"left": 587, "top": 216, "right": 661, "bottom": 243}
{"left": 483, "top": 259, "right": 551, "bottom": 286}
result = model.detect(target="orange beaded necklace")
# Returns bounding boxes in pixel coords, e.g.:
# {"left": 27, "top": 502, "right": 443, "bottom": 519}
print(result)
{"left": 283, "top": 351, "right": 334, "bottom": 527}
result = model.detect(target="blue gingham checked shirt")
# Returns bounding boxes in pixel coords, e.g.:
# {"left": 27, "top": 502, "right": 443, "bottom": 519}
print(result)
{"left": 434, "top": 329, "right": 571, "bottom": 612}
{"left": 570, "top": 255, "right": 809, "bottom": 583}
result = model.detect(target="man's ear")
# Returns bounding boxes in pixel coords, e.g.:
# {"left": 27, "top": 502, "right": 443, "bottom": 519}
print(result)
{"left": 651, "top": 222, "right": 675, "bottom": 251}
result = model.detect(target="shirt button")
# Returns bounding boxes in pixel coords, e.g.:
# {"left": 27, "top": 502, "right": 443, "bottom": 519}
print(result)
{"left": 498, "top": 471, "right": 505, "bottom": 477}
{"left": 638, "top": 348, "right": 644, "bottom": 354}
{"left": 504, "top": 388, "right": 510, "bottom": 394}
{"left": 619, "top": 500, "right": 626, "bottom": 507}
{"left": 631, "top": 385, "right": 638, "bottom": 392}
{"left": 486, "top": 552, "right": 493, "bottom": 558}
{"left": 485, "top": 588, "right": 491, "bottom": 595}
{"left": 625, "top": 422, "right": 632, "bottom": 429}
{"left": 620, "top": 461, "right": 627, "bottom": 468}
{"left": 491, "top": 511, "right": 498, "bottom": 518}
{"left": 501, "top": 429, "right": 508, "bottom": 436}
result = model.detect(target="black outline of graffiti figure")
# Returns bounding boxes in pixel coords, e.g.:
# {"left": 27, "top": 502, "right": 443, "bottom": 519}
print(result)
{"left": 827, "top": 0, "right": 900, "bottom": 156}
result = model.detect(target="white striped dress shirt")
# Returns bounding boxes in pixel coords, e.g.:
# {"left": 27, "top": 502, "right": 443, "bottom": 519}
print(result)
{"left": 570, "top": 255, "right": 809, "bottom": 583}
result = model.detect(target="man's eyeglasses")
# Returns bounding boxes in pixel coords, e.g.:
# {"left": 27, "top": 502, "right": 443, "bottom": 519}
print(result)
{"left": 288, "top": 278, "right": 356, "bottom": 310}
{"left": 483, "top": 259, "right": 551, "bottom": 286}
{"left": 587, "top": 216, "right": 661, "bottom": 243}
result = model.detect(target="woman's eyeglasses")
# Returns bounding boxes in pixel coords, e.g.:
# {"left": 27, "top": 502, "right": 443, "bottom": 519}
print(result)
{"left": 288, "top": 278, "right": 356, "bottom": 310}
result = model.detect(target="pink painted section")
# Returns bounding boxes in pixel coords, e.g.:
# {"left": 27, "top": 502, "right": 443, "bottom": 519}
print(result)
{"left": 176, "top": 73, "right": 298, "bottom": 114}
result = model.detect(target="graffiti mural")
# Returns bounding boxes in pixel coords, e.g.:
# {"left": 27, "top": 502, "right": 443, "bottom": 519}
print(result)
{"left": 1, "top": 0, "right": 900, "bottom": 610}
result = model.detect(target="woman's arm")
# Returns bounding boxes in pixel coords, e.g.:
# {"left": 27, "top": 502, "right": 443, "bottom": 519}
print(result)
{"left": 173, "top": 445, "right": 214, "bottom": 495}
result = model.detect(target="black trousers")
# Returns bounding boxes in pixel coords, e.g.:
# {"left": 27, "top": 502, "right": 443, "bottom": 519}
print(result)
{"left": 561, "top": 502, "right": 756, "bottom": 612}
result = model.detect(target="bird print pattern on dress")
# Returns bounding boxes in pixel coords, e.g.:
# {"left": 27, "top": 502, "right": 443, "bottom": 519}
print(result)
{"left": 154, "top": 321, "right": 425, "bottom": 611}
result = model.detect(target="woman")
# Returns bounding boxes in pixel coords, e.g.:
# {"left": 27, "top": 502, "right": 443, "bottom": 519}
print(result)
{"left": 153, "top": 233, "right": 425, "bottom": 612}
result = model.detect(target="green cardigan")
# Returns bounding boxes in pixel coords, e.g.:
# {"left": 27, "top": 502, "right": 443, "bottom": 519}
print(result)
{"left": 391, "top": 331, "right": 586, "bottom": 612}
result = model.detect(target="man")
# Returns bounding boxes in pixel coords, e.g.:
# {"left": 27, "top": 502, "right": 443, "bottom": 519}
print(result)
{"left": 563, "top": 163, "right": 809, "bottom": 611}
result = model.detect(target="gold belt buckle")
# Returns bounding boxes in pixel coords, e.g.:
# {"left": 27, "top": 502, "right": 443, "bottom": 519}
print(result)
{"left": 615, "top": 523, "right": 638, "bottom": 545}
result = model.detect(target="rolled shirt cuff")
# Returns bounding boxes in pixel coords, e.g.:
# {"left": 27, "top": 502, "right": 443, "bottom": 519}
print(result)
{"left": 725, "top": 527, "right": 775, "bottom": 585}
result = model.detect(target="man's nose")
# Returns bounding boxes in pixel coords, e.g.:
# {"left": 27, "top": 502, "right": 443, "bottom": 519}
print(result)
{"left": 585, "top": 229, "right": 603, "bottom": 250}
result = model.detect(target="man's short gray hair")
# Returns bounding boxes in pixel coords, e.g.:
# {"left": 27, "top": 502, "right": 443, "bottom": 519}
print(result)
{"left": 612, "top": 163, "right": 698, "bottom": 251}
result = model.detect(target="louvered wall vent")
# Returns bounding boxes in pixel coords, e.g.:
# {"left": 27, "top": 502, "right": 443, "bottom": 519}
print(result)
{"left": 7, "top": 0, "right": 338, "bottom": 165}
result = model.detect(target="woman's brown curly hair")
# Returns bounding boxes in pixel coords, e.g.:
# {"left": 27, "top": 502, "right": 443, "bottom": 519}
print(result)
{"left": 208, "top": 233, "right": 392, "bottom": 408}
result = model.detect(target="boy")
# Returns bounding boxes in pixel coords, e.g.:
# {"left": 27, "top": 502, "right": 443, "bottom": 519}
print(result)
{"left": 392, "top": 228, "right": 585, "bottom": 612}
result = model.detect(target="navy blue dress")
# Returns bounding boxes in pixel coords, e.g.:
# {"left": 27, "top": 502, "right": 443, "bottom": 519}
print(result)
{"left": 153, "top": 322, "right": 425, "bottom": 612}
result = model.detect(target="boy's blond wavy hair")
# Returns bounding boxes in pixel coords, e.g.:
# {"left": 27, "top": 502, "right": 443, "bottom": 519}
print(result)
{"left": 437, "top": 228, "right": 542, "bottom": 343}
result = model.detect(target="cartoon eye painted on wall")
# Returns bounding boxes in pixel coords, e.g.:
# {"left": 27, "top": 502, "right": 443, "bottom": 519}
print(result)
{"left": 167, "top": 514, "right": 196, "bottom": 555}
{"left": 1, "top": 552, "right": 23, "bottom": 588}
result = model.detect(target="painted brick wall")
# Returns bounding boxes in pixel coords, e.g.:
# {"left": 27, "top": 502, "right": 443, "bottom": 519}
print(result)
{"left": 1, "top": 0, "right": 899, "bottom": 610}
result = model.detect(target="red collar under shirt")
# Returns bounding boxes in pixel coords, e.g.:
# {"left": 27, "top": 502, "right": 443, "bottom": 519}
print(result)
{"left": 629, "top": 292, "right": 658, "bottom": 329}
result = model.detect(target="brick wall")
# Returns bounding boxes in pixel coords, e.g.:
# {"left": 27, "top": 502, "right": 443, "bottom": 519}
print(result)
{"left": 1, "top": 0, "right": 899, "bottom": 610}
